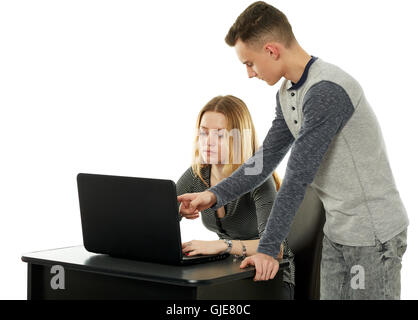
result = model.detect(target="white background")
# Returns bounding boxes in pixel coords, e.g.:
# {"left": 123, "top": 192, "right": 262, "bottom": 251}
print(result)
{"left": 1, "top": 0, "right": 417, "bottom": 299}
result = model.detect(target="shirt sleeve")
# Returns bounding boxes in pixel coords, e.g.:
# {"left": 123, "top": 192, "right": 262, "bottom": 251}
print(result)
{"left": 257, "top": 80, "right": 355, "bottom": 257}
{"left": 249, "top": 176, "right": 278, "bottom": 238}
{"left": 207, "top": 98, "right": 295, "bottom": 210}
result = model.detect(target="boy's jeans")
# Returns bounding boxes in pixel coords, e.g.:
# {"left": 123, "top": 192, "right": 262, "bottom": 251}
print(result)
{"left": 320, "top": 228, "right": 407, "bottom": 300}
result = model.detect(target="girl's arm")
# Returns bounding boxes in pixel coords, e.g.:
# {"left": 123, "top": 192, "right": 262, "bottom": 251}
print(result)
{"left": 230, "top": 240, "right": 284, "bottom": 259}
{"left": 182, "top": 239, "right": 284, "bottom": 258}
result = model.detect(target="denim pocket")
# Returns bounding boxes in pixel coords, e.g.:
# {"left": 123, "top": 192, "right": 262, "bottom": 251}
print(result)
{"left": 396, "top": 229, "right": 408, "bottom": 259}
{"left": 379, "top": 229, "right": 407, "bottom": 269}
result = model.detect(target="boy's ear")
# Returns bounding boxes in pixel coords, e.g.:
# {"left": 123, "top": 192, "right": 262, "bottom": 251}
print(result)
{"left": 264, "top": 43, "right": 281, "bottom": 60}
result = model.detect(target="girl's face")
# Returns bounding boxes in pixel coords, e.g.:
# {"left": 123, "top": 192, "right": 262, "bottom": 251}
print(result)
{"left": 198, "top": 111, "right": 229, "bottom": 165}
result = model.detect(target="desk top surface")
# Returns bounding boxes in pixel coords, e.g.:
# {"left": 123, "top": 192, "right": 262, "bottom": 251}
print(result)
{"left": 22, "top": 245, "right": 289, "bottom": 287}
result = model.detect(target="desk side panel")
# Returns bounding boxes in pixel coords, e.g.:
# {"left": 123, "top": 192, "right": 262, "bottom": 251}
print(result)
{"left": 197, "top": 270, "right": 292, "bottom": 300}
{"left": 27, "top": 263, "right": 197, "bottom": 300}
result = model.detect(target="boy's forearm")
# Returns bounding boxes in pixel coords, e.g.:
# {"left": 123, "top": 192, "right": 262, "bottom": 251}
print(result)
{"left": 208, "top": 107, "right": 294, "bottom": 210}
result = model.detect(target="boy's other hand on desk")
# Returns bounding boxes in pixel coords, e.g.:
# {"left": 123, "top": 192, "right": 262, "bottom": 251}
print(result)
{"left": 177, "top": 191, "right": 217, "bottom": 219}
{"left": 240, "top": 253, "right": 280, "bottom": 281}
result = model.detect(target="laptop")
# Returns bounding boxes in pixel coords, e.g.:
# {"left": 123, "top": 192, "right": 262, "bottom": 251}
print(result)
{"left": 77, "top": 173, "right": 229, "bottom": 265}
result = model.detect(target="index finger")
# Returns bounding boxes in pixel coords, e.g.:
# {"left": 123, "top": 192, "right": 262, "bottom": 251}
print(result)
{"left": 240, "top": 257, "right": 253, "bottom": 269}
{"left": 177, "top": 193, "right": 196, "bottom": 203}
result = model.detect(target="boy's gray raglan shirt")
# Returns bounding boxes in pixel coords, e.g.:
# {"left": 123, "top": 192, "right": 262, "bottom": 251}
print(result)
{"left": 208, "top": 57, "right": 409, "bottom": 258}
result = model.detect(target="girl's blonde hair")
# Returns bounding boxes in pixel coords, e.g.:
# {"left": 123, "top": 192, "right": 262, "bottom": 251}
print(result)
{"left": 191, "top": 95, "right": 281, "bottom": 191}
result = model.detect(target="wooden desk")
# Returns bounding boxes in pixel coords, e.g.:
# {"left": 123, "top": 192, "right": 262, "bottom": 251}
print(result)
{"left": 21, "top": 245, "right": 290, "bottom": 300}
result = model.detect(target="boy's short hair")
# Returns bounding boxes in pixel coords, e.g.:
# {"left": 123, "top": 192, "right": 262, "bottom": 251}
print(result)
{"left": 225, "top": 1, "right": 296, "bottom": 49}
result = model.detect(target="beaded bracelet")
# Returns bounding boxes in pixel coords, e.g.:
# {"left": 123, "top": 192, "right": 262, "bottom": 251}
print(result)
{"left": 240, "top": 240, "right": 247, "bottom": 259}
{"left": 232, "top": 240, "right": 248, "bottom": 262}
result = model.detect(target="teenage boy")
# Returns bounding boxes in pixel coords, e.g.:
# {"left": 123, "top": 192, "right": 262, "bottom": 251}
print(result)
{"left": 177, "top": 1, "right": 409, "bottom": 300}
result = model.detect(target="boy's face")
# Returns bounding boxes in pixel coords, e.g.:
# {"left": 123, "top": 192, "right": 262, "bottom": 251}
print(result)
{"left": 234, "top": 39, "right": 283, "bottom": 86}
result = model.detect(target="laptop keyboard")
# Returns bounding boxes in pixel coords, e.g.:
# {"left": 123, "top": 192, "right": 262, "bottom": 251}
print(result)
{"left": 182, "top": 253, "right": 229, "bottom": 262}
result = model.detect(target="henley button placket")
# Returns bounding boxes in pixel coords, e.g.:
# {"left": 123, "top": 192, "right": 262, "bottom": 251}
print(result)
{"left": 290, "top": 91, "right": 298, "bottom": 125}
{"left": 291, "top": 92, "right": 296, "bottom": 111}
